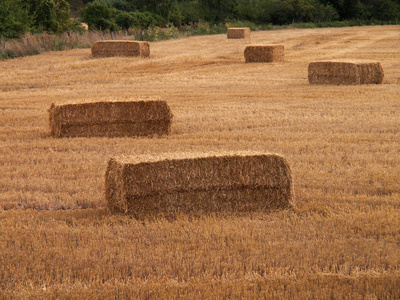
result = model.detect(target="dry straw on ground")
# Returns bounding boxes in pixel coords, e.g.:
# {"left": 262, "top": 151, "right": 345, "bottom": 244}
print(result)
{"left": 105, "top": 151, "right": 294, "bottom": 217}
{"left": 91, "top": 40, "right": 150, "bottom": 58}
{"left": 49, "top": 100, "right": 173, "bottom": 138}
{"left": 244, "top": 44, "right": 284, "bottom": 63}
{"left": 227, "top": 28, "right": 251, "bottom": 39}
{"left": 308, "top": 61, "right": 384, "bottom": 85}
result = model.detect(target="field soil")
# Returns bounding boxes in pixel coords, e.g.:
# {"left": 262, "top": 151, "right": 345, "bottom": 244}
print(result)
{"left": 0, "top": 25, "right": 399, "bottom": 298}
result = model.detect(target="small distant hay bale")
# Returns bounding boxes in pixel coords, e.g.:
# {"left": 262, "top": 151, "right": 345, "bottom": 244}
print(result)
{"left": 244, "top": 45, "right": 284, "bottom": 63}
{"left": 105, "top": 151, "right": 294, "bottom": 217}
{"left": 308, "top": 61, "right": 384, "bottom": 85}
{"left": 80, "top": 23, "right": 89, "bottom": 30}
{"left": 227, "top": 27, "right": 250, "bottom": 39}
{"left": 91, "top": 40, "right": 150, "bottom": 58}
{"left": 49, "top": 100, "right": 173, "bottom": 138}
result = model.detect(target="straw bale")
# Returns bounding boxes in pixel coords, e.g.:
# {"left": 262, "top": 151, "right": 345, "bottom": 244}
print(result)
{"left": 308, "top": 61, "right": 384, "bottom": 85}
{"left": 244, "top": 45, "right": 284, "bottom": 63}
{"left": 227, "top": 28, "right": 251, "bottom": 39}
{"left": 49, "top": 100, "right": 172, "bottom": 138}
{"left": 357, "top": 62, "right": 384, "bottom": 84}
{"left": 105, "top": 151, "right": 294, "bottom": 217}
{"left": 91, "top": 40, "right": 150, "bottom": 58}
{"left": 80, "top": 23, "right": 88, "bottom": 30}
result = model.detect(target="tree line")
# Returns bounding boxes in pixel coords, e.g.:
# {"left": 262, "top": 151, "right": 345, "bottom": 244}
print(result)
{"left": 1, "top": 0, "right": 399, "bottom": 39}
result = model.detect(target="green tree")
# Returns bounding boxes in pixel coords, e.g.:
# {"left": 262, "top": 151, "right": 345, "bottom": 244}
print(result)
{"left": 167, "top": 1, "right": 184, "bottom": 25}
{"left": 130, "top": 11, "right": 165, "bottom": 28}
{"left": 199, "top": 0, "right": 237, "bottom": 21}
{"left": 81, "top": 0, "right": 119, "bottom": 30}
{"left": 321, "top": 0, "right": 362, "bottom": 20}
{"left": 282, "top": 0, "right": 339, "bottom": 23}
{"left": 0, "top": 0, "right": 32, "bottom": 39}
{"left": 115, "top": 10, "right": 165, "bottom": 29}
{"left": 126, "top": 0, "right": 180, "bottom": 21}
{"left": 36, "top": 0, "right": 71, "bottom": 32}
{"left": 177, "top": 1, "right": 205, "bottom": 24}
{"left": 115, "top": 10, "right": 134, "bottom": 29}
{"left": 235, "top": 0, "right": 283, "bottom": 24}
{"left": 364, "top": 0, "right": 400, "bottom": 21}
{"left": 107, "top": 0, "right": 137, "bottom": 12}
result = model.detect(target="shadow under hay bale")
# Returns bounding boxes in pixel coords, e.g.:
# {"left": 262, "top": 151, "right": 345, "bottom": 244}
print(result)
{"left": 49, "top": 100, "right": 173, "bottom": 138}
{"left": 244, "top": 45, "right": 284, "bottom": 63}
{"left": 105, "top": 152, "right": 294, "bottom": 217}
{"left": 91, "top": 40, "right": 150, "bottom": 58}
{"left": 308, "top": 61, "right": 384, "bottom": 85}
{"left": 227, "top": 28, "right": 250, "bottom": 39}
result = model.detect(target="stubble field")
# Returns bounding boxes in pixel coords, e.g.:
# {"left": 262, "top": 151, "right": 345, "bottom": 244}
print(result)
{"left": 0, "top": 25, "right": 399, "bottom": 298}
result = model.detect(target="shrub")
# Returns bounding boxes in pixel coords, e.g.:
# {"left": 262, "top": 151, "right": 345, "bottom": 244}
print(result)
{"left": 130, "top": 11, "right": 165, "bottom": 28}
{"left": 32, "top": 0, "right": 72, "bottom": 33}
{"left": 0, "top": 0, "right": 33, "bottom": 39}
{"left": 235, "top": 0, "right": 283, "bottom": 24}
{"left": 225, "top": 20, "right": 257, "bottom": 31}
{"left": 81, "top": 0, "right": 119, "bottom": 31}
{"left": 281, "top": 0, "right": 339, "bottom": 23}
{"left": 115, "top": 10, "right": 135, "bottom": 30}
{"left": 143, "top": 25, "right": 179, "bottom": 41}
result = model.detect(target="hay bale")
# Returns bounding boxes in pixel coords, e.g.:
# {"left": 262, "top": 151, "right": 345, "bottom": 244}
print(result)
{"left": 105, "top": 151, "right": 294, "bottom": 217}
{"left": 91, "top": 40, "right": 150, "bottom": 58}
{"left": 227, "top": 27, "right": 250, "bottom": 39}
{"left": 80, "top": 23, "right": 88, "bottom": 30}
{"left": 244, "top": 45, "right": 284, "bottom": 63}
{"left": 49, "top": 100, "right": 172, "bottom": 138}
{"left": 357, "top": 62, "right": 384, "bottom": 84}
{"left": 308, "top": 61, "right": 384, "bottom": 85}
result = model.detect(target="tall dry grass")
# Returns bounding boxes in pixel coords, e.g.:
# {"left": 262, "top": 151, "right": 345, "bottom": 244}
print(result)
{"left": 0, "top": 25, "right": 399, "bottom": 298}
{"left": 0, "top": 30, "right": 135, "bottom": 59}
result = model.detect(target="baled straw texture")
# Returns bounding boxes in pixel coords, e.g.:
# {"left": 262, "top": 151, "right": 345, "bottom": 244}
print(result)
{"left": 91, "top": 40, "right": 150, "bottom": 58}
{"left": 244, "top": 45, "right": 284, "bottom": 63}
{"left": 49, "top": 100, "right": 173, "bottom": 138}
{"left": 308, "top": 61, "right": 384, "bottom": 85}
{"left": 357, "top": 62, "right": 384, "bottom": 84}
{"left": 105, "top": 151, "right": 294, "bottom": 217}
{"left": 227, "top": 28, "right": 251, "bottom": 39}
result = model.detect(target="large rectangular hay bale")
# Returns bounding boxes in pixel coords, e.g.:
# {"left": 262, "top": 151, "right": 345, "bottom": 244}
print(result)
{"left": 91, "top": 40, "right": 150, "bottom": 58}
{"left": 49, "top": 100, "right": 172, "bottom": 138}
{"left": 244, "top": 45, "right": 284, "bottom": 63}
{"left": 105, "top": 152, "right": 294, "bottom": 217}
{"left": 227, "top": 27, "right": 250, "bottom": 39}
{"left": 308, "top": 61, "right": 384, "bottom": 85}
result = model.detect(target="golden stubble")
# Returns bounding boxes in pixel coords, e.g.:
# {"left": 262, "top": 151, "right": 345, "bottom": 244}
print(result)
{"left": 0, "top": 25, "right": 399, "bottom": 297}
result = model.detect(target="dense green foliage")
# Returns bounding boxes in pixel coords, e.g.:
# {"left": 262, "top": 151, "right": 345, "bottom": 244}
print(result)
{"left": 0, "top": 0, "right": 33, "bottom": 39}
{"left": 1, "top": 0, "right": 399, "bottom": 38}
{"left": 33, "top": 0, "right": 72, "bottom": 32}
{"left": 0, "top": 0, "right": 73, "bottom": 39}
{"left": 80, "top": 0, "right": 399, "bottom": 31}
{"left": 81, "top": 0, "right": 165, "bottom": 30}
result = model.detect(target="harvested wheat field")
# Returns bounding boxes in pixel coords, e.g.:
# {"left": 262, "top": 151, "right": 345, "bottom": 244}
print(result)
{"left": 0, "top": 25, "right": 399, "bottom": 298}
